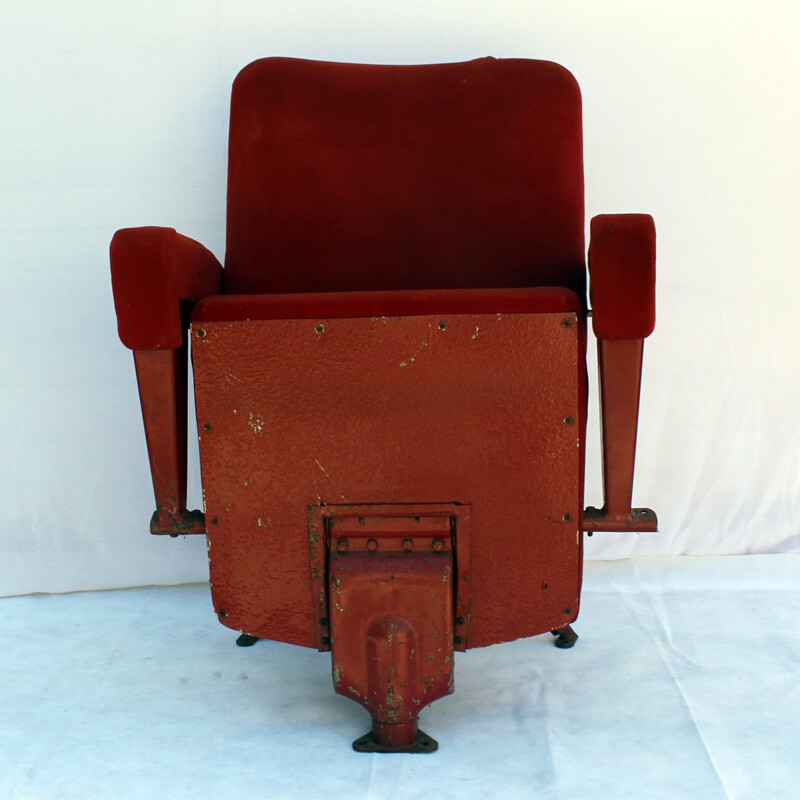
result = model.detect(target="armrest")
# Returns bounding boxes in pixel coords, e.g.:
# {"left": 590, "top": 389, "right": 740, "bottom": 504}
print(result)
{"left": 584, "top": 214, "right": 657, "bottom": 533}
{"left": 110, "top": 226, "right": 222, "bottom": 536}
{"left": 588, "top": 214, "right": 655, "bottom": 340}
{"left": 110, "top": 226, "right": 223, "bottom": 350}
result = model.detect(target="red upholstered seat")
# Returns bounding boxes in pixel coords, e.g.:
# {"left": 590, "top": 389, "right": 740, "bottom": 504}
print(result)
{"left": 110, "top": 56, "right": 656, "bottom": 752}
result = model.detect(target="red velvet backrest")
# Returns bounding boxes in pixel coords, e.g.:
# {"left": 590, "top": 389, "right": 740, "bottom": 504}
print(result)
{"left": 225, "top": 57, "right": 585, "bottom": 301}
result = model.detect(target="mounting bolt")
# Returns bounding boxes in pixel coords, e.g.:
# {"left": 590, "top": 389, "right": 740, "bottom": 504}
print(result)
{"left": 402, "top": 538, "right": 414, "bottom": 551}
{"left": 432, "top": 539, "right": 444, "bottom": 552}
{"left": 315, "top": 323, "right": 325, "bottom": 334}
{"left": 366, "top": 538, "right": 378, "bottom": 551}
{"left": 336, "top": 539, "right": 349, "bottom": 552}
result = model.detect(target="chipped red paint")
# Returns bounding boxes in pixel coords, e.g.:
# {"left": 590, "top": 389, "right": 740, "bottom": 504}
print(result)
{"left": 192, "top": 312, "right": 585, "bottom": 649}
{"left": 327, "top": 515, "right": 455, "bottom": 749}
{"left": 308, "top": 504, "right": 471, "bottom": 652}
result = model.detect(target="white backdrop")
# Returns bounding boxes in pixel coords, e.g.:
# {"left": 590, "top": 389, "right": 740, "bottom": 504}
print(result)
{"left": 1, "top": 1, "right": 798, "bottom": 596}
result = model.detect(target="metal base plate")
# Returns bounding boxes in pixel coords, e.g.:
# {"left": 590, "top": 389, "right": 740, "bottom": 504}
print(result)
{"left": 353, "top": 730, "right": 438, "bottom": 754}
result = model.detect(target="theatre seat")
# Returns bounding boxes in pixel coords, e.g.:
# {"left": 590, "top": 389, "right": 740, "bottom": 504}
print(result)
{"left": 110, "top": 56, "right": 656, "bottom": 752}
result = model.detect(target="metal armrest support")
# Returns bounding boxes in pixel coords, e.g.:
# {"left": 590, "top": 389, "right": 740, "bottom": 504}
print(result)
{"left": 110, "top": 227, "right": 223, "bottom": 535}
{"left": 584, "top": 215, "right": 657, "bottom": 533}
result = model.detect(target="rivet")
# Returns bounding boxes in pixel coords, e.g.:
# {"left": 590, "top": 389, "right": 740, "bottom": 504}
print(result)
{"left": 336, "top": 539, "right": 349, "bottom": 552}
{"left": 456, "top": 617, "right": 465, "bottom": 626}
{"left": 210, "top": 517, "right": 219, "bottom": 525}
{"left": 561, "top": 318, "right": 573, "bottom": 328}
{"left": 438, "top": 321, "right": 448, "bottom": 330}
{"left": 196, "top": 328, "right": 206, "bottom": 338}
{"left": 454, "top": 636, "right": 464, "bottom": 645}
{"left": 563, "top": 416, "right": 574, "bottom": 426}
{"left": 315, "top": 323, "right": 325, "bottom": 334}
{"left": 366, "top": 538, "right": 379, "bottom": 551}
{"left": 563, "top": 513, "right": 573, "bottom": 522}
{"left": 402, "top": 538, "right": 414, "bottom": 551}
{"left": 432, "top": 539, "right": 444, "bottom": 552}
{"left": 218, "top": 609, "right": 228, "bottom": 618}
{"left": 203, "top": 423, "right": 213, "bottom": 431}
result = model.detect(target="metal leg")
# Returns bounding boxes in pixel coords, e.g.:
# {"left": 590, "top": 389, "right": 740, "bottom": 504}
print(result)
{"left": 550, "top": 624, "right": 578, "bottom": 649}
{"left": 236, "top": 633, "right": 259, "bottom": 647}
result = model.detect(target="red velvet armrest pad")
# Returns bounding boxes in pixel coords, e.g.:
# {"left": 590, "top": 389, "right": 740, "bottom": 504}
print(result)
{"left": 588, "top": 214, "right": 656, "bottom": 340}
{"left": 111, "top": 226, "right": 223, "bottom": 350}
{"left": 192, "top": 287, "right": 583, "bottom": 322}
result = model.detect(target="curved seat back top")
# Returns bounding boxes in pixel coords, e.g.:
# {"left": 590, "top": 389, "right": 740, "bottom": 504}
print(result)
{"left": 224, "top": 57, "right": 585, "bottom": 298}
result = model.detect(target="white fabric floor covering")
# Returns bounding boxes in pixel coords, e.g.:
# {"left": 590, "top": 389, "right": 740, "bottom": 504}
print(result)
{"left": 2, "top": 554, "right": 798, "bottom": 800}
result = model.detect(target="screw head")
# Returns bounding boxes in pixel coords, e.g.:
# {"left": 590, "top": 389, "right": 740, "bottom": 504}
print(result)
{"left": 196, "top": 328, "right": 206, "bottom": 338}
{"left": 218, "top": 608, "right": 228, "bottom": 618}
{"left": 402, "top": 538, "right": 414, "bottom": 551}
{"left": 315, "top": 323, "right": 325, "bottom": 334}
{"left": 438, "top": 321, "right": 448, "bottom": 330}
{"left": 318, "top": 617, "right": 329, "bottom": 626}
{"left": 563, "top": 416, "right": 574, "bottom": 426}
{"left": 456, "top": 617, "right": 465, "bottom": 626}
{"left": 366, "top": 538, "right": 378, "bottom": 551}
{"left": 336, "top": 539, "right": 349, "bottom": 552}
{"left": 210, "top": 517, "right": 219, "bottom": 525}
{"left": 432, "top": 539, "right": 444, "bottom": 552}
{"left": 563, "top": 513, "right": 573, "bottom": 522}
{"left": 454, "top": 636, "right": 464, "bottom": 645}
{"left": 561, "top": 318, "right": 573, "bottom": 328}
{"left": 203, "top": 422, "right": 213, "bottom": 431}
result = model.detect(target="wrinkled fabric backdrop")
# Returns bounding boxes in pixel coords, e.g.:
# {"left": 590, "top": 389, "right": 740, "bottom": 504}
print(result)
{"left": 1, "top": 0, "right": 798, "bottom": 596}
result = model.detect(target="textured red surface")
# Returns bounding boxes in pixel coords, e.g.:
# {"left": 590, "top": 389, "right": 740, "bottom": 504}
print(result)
{"left": 193, "top": 310, "right": 585, "bottom": 649}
